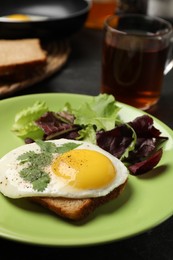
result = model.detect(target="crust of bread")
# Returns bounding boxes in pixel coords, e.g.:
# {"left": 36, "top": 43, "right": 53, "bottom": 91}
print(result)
{"left": 30, "top": 180, "right": 127, "bottom": 221}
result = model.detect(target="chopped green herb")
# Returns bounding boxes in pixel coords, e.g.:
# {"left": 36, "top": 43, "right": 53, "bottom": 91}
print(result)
{"left": 55, "top": 142, "right": 82, "bottom": 153}
{"left": 18, "top": 151, "right": 52, "bottom": 168}
{"left": 32, "top": 171, "right": 50, "bottom": 192}
{"left": 36, "top": 140, "right": 58, "bottom": 153}
{"left": 36, "top": 139, "right": 81, "bottom": 153}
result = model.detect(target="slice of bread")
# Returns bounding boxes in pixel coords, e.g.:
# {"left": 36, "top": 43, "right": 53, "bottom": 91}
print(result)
{"left": 31, "top": 180, "right": 127, "bottom": 221}
{"left": 0, "top": 38, "right": 47, "bottom": 78}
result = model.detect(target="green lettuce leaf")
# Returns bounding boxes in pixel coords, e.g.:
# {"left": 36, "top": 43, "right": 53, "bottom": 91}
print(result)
{"left": 77, "top": 125, "right": 97, "bottom": 144}
{"left": 67, "top": 94, "right": 122, "bottom": 141}
{"left": 11, "top": 101, "right": 49, "bottom": 140}
{"left": 72, "top": 94, "right": 121, "bottom": 130}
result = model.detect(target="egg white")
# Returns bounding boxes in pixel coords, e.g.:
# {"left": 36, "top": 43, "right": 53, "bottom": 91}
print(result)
{"left": 0, "top": 139, "right": 128, "bottom": 199}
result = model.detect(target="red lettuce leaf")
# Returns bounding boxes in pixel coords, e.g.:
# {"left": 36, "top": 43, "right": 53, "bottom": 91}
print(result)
{"left": 128, "top": 114, "right": 161, "bottom": 138}
{"left": 35, "top": 111, "right": 80, "bottom": 140}
{"left": 96, "top": 125, "right": 133, "bottom": 159}
{"left": 128, "top": 149, "right": 163, "bottom": 175}
{"left": 97, "top": 115, "right": 168, "bottom": 175}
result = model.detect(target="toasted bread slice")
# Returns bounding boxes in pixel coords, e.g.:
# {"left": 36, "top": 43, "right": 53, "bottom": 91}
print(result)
{"left": 0, "top": 38, "right": 47, "bottom": 77}
{"left": 31, "top": 180, "right": 127, "bottom": 221}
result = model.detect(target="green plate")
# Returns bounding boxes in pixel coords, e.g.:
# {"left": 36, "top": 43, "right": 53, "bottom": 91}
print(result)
{"left": 0, "top": 93, "right": 173, "bottom": 246}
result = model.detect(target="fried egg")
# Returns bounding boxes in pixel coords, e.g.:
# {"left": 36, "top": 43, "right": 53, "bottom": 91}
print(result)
{"left": 0, "top": 14, "right": 48, "bottom": 22}
{"left": 0, "top": 139, "right": 128, "bottom": 199}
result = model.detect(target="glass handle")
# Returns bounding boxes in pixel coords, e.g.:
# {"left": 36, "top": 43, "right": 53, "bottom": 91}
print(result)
{"left": 164, "top": 37, "right": 173, "bottom": 75}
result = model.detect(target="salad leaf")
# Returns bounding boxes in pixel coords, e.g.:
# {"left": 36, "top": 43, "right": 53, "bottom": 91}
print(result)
{"left": 77, "top": 125, "right": 97, "bottom": 144}
{"left": 97, "top": 115, "right": 168, "bottom": 175}
{"left": 71, "top": 93, "right": 121, "bottom": 131}
{"left": 11, "top": 101, "right": 49, "bottom": 140}
{"left": 11, "top": 94, "right": 168, "bottom": 175}
{"left": 128, "top": 149, "right": 163, "bottom": 175}
{"left": 12, "top": 94, "right": 121, "bottom": 143}
{"left": 62, "top": 94, "right": 121, "bottom": 142}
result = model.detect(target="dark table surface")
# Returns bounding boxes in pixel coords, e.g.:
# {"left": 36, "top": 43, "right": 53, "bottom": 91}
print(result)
{"left": 1, "top": 27, "right": 173, "bottom": 259}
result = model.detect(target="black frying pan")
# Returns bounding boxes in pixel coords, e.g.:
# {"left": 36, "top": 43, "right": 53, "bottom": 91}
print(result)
{"left": 0, "top": 0, "right": 91, "bottom": 39}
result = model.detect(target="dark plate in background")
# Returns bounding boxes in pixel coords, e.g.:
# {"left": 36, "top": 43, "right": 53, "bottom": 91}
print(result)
{"left": 0, "top": 0, "right": 91, "bottom": 39}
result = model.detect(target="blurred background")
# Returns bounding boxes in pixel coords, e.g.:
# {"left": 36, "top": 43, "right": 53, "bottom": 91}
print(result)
{"left": 85, "top": 0, "right": 173, "bottom": 29}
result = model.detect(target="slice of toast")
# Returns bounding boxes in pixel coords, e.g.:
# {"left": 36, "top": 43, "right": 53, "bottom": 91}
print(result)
{"left": 31, "top": 180, "right": 127, "bottom": 221}
{"left": 0, "top": 38, "right": 47, "bottom": 78}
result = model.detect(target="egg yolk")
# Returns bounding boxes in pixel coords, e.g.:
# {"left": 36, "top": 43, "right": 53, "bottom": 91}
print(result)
{"left": 6, "top": 14, "right": 31, "bottom": 21}
{"left": 51, "top": 149, "right": 116, "bottom": 190}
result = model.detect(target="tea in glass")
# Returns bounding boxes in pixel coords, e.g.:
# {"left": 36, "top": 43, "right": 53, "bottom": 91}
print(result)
{"left": 101, "top": 14, "right": 173, "bottom": 110}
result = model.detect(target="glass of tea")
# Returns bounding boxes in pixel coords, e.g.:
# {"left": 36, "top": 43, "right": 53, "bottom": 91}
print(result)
{"left": 101, "top": 14, "right": 173, "bottom": 110}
